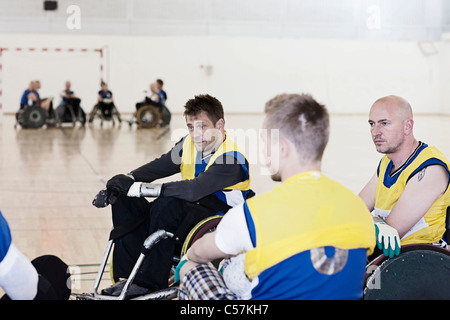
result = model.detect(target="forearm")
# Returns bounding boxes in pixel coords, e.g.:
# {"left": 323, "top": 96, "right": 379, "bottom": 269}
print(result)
{"left": 162, "top": 158, "right": 246, "bottom": 202}
{"left": 130, "top": 141, "right": 182, "bottom": 182}
{"left": 186, "top": 232, "right": 226, "bottom": 264}
{"left": 359, "top": 172, "right": 377, "bottom": 212}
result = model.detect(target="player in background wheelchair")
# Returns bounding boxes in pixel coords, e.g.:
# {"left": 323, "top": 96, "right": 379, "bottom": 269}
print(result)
{"left": 128, "top": 79, "right": 171, "bottom": 129}
{"left": 15, "top": 80, "right": 57, "bottom": 129}
{"left": 88, "top": 81, "right": 122, "bottom": 126}
{"left": 55, "top": 81, "right": 86, "bottom": 127}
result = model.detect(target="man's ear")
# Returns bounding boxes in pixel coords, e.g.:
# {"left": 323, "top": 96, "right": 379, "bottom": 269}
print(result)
{"left": 404, "top": 118, "right": 414, "bottom": 136}
{"left": 215, "top": 118, "right": 225, "bottom": 130}
{"left": 278, "top": 136, "right": 291, "bottom": 159}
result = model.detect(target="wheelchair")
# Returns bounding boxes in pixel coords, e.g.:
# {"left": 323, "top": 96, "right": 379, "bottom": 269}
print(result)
{"left": 76, "top": 208, "right": 450, "bottom": 300}
{"left": 128, "top": 98, "right": 171, "bottom": 129}
{"left": 364, "top": 206, "right": 450, "bottom": 300}
{"left": 363, "top": 243, "right": 450, "bottom": 299}
{"left": 14, "top": 99, "right": 57, "bottom": 129}
{"left": 75, "top": 214, "right": 223, "bottom": 300}
{"left": 55, "top": 98, "right": 86, "bottom": 127}
{"left": 88, "top": 99, "right": 122, "bottom": 127}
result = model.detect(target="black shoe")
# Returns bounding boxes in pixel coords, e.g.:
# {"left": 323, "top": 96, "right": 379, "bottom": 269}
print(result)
{"left": 101, "top": 280, "right": 154, "bottom": 299}
{"left": 101, "top": 280, "right": 126, "bottom": 296}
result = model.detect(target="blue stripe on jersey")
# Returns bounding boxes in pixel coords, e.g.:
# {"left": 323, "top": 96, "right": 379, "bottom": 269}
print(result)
{"left": 250, "top": 247, "right": 367, "bottom": 300}
{"left": 0, "top": 211, "right": 12, "bottom": 263}
{"left": 382, "top": 142, "right": 428, "bottom": 188}
{"left": 222, "top": 151, "right": 249, "bottom": 180}
{"left": 194, "top": 150, "right": 249, "bottom": 180}
{"left": 213, "top": 190, "right": 227, "bottom": 203}
{"left": 243, "top": 202, "right": 257, "bottom": 247}
{"left": 194, "top": 152, "right": 209, "bottom": 177}
{"left": 407, "top": 158, "right": 450, "bottom": 184}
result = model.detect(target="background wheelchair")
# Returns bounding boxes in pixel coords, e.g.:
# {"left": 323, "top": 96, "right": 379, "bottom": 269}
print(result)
{"left": 14, "top": 99, "right": 56, "bottom": 129}
{"left": 75, "top": 214, "right": 222, "bottom": 300}
{"left": 55, "top": 98, "right": 86, "bottom": 127}
{"left": 88, "top": 99, "right": 122, "bottom": 127}
{"left": 128, "top": 98, "right": 171, "bottom": 129}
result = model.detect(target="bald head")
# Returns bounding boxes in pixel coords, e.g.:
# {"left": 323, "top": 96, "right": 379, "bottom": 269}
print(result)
{"left": 371, "top": 95, "right": 413, "bottom": 122}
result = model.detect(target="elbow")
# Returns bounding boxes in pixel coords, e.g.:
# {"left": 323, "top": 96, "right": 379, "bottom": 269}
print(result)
{"left": 187, "top": 234, "right": 216, "bottom": 264}
{"left": 188, "top": 240, "right": 208, "bottom": 263}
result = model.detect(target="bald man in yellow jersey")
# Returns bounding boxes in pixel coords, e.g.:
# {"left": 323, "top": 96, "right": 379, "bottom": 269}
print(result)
{"left": 359, "top": 95, "right": 450, "bottom": 259}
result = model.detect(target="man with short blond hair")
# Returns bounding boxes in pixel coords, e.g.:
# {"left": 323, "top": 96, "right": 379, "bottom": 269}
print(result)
{"left": 176, "top": 93, "right": 375, "bottom": 300}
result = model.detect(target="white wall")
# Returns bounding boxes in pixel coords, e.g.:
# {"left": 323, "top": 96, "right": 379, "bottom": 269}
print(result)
{"left": 440, "top": 32, "right": 450, "bottom": 114}
{"left": 0, "top": 32, "right": 448, "bottom": 115}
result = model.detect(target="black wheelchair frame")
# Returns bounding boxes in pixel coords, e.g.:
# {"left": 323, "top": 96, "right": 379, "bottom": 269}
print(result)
{"left": 75, "top": 215, "right": 223, "bottom": 300}
{"left": 56, "top": 98, "right": 86, "bottom": 127}
{"left": 88, "top": 101, "right": 122, "bottom": 127}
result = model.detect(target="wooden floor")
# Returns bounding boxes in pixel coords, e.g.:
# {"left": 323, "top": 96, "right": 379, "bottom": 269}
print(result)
{"left": 1, "top": 112, "right": 449, "bottom": 296}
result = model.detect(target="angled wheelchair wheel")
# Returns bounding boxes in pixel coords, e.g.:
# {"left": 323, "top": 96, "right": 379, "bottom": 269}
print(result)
{"left": 180, "top": 215, "right": 223, "bottom": 257}
{"left": 364, "top": 244, "right": 450, "bottom": 300}
{"left": 136, "top": 105, "right": 162, "bottom": 129}
{"left": 18, "top": 106, "right": 47, "bottom": 129}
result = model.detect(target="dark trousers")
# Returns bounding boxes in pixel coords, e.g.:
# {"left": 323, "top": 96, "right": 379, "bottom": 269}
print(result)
{"left": 110, "top": 195, "right": 219, "bottom": 290}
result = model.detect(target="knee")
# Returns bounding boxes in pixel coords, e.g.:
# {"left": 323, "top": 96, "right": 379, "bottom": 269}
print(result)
{"left": 111, "top": 195, "right": 150, "bottom": 222}
{"left": 150, "top": 197, "right": 186, "bottom": 225}
{"left": 152, "top": 196, "right": 184, "bottom": 210}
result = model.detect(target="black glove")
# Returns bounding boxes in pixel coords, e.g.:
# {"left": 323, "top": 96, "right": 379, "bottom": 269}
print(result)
{"left": 106, "top": 174, "right": 134, "bottom": 195}
{"left": 92, "top": 188, "right": 117, "bottom": 208}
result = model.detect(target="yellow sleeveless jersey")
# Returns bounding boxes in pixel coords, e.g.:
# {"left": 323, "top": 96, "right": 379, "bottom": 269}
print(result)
{"left": 375, "top": 142, "right": 450, "bottom": 245}
{"left": 179, "top": 134, "right": 250, "bottom": 192}
{"left": 244, "top": 171, "right": 375, "bottom": 280}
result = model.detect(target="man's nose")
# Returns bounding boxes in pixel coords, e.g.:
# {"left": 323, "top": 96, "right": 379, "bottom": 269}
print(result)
{"left": 371, "top": 124, "right": 380, "bottom": 135}
{"left": 192, "top": 127, "right": 202, "bottom": 139}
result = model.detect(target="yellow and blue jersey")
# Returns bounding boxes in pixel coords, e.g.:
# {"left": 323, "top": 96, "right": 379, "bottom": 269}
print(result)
{"left": 375, "top": 142, "right": 450, "bottom": 245}
{"left": 242, "top": 172, "right": 375, "bottom": 299}
{"left": 180, "top": 134, "right": 251, "bottom": 208}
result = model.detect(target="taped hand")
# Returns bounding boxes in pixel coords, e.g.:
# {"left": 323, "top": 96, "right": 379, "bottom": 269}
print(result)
{"left": 174, "top": 255, "right": 189, "bottom": 283}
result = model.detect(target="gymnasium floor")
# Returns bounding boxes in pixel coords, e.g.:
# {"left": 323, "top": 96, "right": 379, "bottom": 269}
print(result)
{"left": 1, "top": 111, "right": 449, "bottom": 296}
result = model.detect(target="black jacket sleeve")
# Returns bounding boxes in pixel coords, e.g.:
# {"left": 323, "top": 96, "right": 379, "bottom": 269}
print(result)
{"left": 129, "top": 138, "right": 183, "bottom": 182}
{"left": 160, "top": 154, "right": 247, "bottom": 202}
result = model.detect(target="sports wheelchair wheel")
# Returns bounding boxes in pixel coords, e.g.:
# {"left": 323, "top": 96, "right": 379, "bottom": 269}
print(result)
{"left": 16, "top": 105, "right": 47, "bottom": 129}
{"left": 364, "top": 244, "right": 450, "bottom": 300}
{"left": 180, "top": 215, "right": 223, "bottom": 257}
{"left": 136, "top": 105, "right": 162, "bottom": 129}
